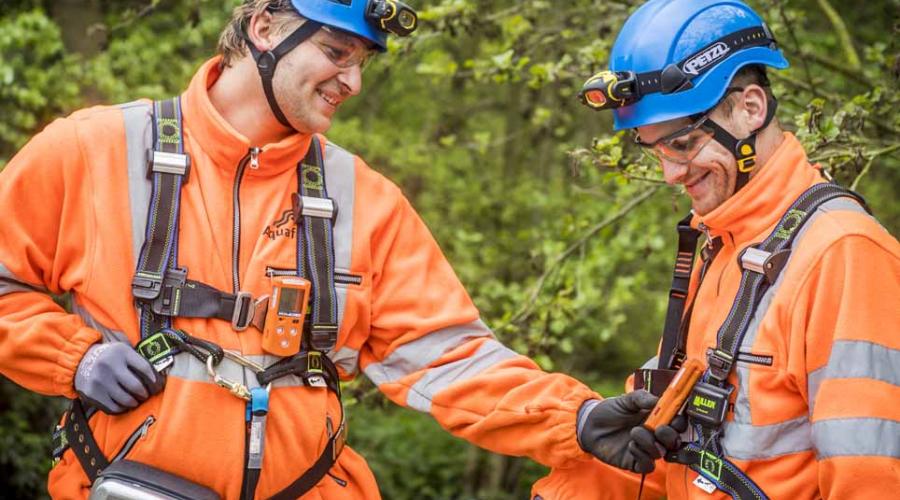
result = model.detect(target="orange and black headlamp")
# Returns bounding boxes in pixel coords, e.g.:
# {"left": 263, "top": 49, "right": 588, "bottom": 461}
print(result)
{"left": 578, "top": 70, "right": 640, "bottom": 110}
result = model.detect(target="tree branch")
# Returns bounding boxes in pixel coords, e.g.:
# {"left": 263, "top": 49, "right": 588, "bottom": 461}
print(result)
{"left": 504, "top": 185, "right": 662, "bottom": 326}
{"left": 815, "top": 0, "right": 861, "bottom": 70}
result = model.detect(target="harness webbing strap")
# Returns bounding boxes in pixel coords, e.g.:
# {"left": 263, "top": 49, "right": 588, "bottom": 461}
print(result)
{"left": 707, "top": 183, "right": 868, "bottom": 382}
{"left": 296, "top": 139, "right": 340, "bottom": 352}
{"left": 658, "top": 213, "right": 701, "bottom": 370}
{"left": 64, "top": 399, "right": 108, "bottom": 483}
{"left": 132, "top": 98, "right": 188, "bottom": 338}
{"left": 668, "top": 444, "right": 768, "bottom": 500}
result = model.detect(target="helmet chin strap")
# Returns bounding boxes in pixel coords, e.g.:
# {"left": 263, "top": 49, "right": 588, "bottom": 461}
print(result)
{"left": 240, "top": 20, "right": 323, "bottom": 129}
{"left": 703, "top": 96, "right": 778, "bottom": 193}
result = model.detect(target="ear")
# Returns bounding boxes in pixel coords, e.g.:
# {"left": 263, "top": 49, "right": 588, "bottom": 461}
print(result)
{"left": 737, "top": 84, "right": 768, "bottom": 132}
{"left": 247, "top": 10, "right": 277, "bottom": 52}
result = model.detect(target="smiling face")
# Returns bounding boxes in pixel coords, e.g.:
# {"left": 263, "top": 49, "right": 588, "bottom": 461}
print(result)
{"left": 636, "top": 90, "right": 759, "bottom": 215}
{"left": 270, "top": 27, "right": 369, "bottom": 133}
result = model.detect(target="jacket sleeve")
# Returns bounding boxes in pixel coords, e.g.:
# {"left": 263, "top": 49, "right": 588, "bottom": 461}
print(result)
{"left": 358, "top": 189, "right": 599, "bottom": 468}
{"left": 799, "top": 228, "right": 900, "bottom": 497}
{"left": 0, "top": 118, "right": 103, "bottom": 398}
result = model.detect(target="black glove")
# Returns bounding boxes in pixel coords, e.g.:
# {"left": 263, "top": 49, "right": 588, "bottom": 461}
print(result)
{"left": 74, "top": 342, "right": 166, "bottom": 414}
{"left": 577, "top": 390, "right": 659, "bottom": 473}
{"left": 629, "top": 414, "right": 690, "bottom": 466}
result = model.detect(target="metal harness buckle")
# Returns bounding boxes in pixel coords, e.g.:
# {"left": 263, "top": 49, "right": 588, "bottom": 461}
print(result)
{"left": 231, "top": 291, "right": 255, "bottom": 331}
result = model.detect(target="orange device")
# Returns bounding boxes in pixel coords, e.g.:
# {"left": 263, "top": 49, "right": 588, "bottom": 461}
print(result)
{"left": 643, "top": 358, "right": 705, "bottom": 431}
{"left": 261, "top": 276, "right": 311, "bottom": 356}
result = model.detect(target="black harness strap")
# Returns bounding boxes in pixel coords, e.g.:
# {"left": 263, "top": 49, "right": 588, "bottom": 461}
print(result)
{"left": 670, "top": 444, "right": 767, "bottom": 500}
{"left": 295, "top": 139, "right": 340, "bottom": 352}
{"left": 132, "top": 98, "right": 190, "bottom": 338}
{"left": 62, "top": 400, "right": 107, "bottom": 482}
{"left": 658, "top": 213, "right": 702, "bottom": 370}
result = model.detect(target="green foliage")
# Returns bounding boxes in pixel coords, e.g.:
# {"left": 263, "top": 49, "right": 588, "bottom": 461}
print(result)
{"left": 0, "top": 0, "right": 896, "bottom": 498}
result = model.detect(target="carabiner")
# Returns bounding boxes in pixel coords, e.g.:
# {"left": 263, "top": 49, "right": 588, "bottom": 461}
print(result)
{"left": 206, "top": 355, "right": 251, "bottom": 401}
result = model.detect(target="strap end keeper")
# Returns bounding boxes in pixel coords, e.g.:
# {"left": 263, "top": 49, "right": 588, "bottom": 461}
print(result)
{"left": 292, "top": 193, "right": 337, "bottom": 222}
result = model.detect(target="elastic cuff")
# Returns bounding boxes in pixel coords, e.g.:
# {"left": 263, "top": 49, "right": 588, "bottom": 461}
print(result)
{"left": 55, "top": 326, "right": 103, "bottom": 398}
{"left": 576, "top": 399, "right": 602, "bottom": 449}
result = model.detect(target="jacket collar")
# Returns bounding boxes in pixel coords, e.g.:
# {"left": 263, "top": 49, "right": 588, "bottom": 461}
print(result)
{"left": 692, "top": 132, "right": 824, "bottom": 245}
{"left": 181, "top": 57, "right": 313, "bottom": 176}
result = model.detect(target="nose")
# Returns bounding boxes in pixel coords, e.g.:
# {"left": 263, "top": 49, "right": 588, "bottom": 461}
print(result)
{"left": 660, "top": 158, "right": 689, "bottom": 185}
{"left": 336, "top": 64, "right": 362, "bottom": 96}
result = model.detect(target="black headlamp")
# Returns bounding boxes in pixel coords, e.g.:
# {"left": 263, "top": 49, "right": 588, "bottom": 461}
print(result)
{"left": 366, "top": 0, "right": 418, "bottom": 37}
{"left": 578, "top": 70, "right": 640, "bottom": 111}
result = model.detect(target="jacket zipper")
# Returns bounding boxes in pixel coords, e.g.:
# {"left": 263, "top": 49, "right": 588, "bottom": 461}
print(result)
{"left": 110, "top": 415, "right": 156, "bottom": 462}
{"left": 706, "top": 348, "right": 774, "bottom": 366}
{"left": 232, "top": 150, "right": 255, "bottom": 292}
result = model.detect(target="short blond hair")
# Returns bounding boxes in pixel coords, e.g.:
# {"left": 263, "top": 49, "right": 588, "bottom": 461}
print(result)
{"left": 217, "top": 0, "right": 305, "bottom": 67}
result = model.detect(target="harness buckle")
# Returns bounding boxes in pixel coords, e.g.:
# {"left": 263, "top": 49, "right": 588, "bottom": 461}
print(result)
{"left": 137, "top": 331, "right": 178, "bottom": 372}
{"left": 147, "top": 150, "right": 191, "bottom": 180}
{"left": 231, "top": 291, "right": 255, "bottom": 331}
{"left": 131, "top": 272, "right": 164, "bottom": 301}
{"left": 292, "top": 193, "right": 338, "bottom": 222}
{"left": 150, "top": 267, "right": 187, "bottom": 317}
{"left": 310, "top": 324, "right": 338, "bottom": 352}
{"left": 740, "top": 247, "right": 791, "bottom": 284}
{"left": 706, "top": 349, "right": 733, "bottom": 382}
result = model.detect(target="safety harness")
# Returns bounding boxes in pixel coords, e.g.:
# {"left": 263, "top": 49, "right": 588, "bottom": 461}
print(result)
{"left": 53, "top": 97, "right": 347, "bottom": 499}
{"left": 635, "top": 182, "right": 869, "bottom": 499}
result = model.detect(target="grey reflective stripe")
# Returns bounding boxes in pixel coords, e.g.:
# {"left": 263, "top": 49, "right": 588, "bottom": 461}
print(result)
{"left": 168, "top": 352, "right": 307, "bottom": 389}
{"left": 733, "top": 197, "right": 870, "bottom": 426}
{"left": 119, "top": 101, "right": 154, "bottom": 265}
{"left": 324, "top": 141, "right": 356, "bottom": 343}
{"left": 329, "top": 345, "right": 360, "bottom": 376}
{"left": 406, "top": 339, "right": 519, "bottom": 413}
{"left": 0, "top": 262, "right": 47, "bottom": 296}
{"left": 808, "top": 340, "right": 900, "bottom": 412}
{"left": 813, "top": 418, "right": 900, "bottom": 459}
{"left": 721, "top": 415, "right": 813, "bottom": 460}
{"left": 71, "top": 301, "right": 129, "bottom": 343}
{"left": 363, "top": 319, "right": 494, "bottom": 386}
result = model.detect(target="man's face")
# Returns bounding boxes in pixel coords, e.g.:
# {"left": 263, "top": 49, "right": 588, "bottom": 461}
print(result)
{"left": 270, "top": 26, "right": 371, "bottom": 133}
{"left": 636, "top": 99, "right": 747, "bottom": 215}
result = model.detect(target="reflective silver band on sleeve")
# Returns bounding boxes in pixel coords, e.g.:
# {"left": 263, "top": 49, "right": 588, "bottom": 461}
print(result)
{"left": 0, "top": 262, "right": 47, "bottom": 297}
{"left": 808, "top": 340, "right": 900, "bottom": 412}
{"left": 813, "top": 418, "right": 900, "bottom": 459}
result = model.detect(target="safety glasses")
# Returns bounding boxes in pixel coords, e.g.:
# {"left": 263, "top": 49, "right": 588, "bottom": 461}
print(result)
{"left": 310, "top": 26, "right": 377, "bottom": 70}
{"left": 634, "top": 87, "right": 743, "bottom": 164}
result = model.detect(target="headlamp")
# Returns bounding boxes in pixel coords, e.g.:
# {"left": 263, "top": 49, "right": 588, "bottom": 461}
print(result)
{"left": 578, "top": 70, "right": 639, "bottom": 110}
{"left": 366, "top": 0, "right": 418, "bottom": 37}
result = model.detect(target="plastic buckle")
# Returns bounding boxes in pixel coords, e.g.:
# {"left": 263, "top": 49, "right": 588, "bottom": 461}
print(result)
{"left": 137, "top": 331, "right": 177, "bottom": 372}
{"left": 740, "top": 247, "right": 790, "bottom": 284}
{"left": 231, "top": 291, "right": 255, "bottom": 331}
{"left": 132, "top": 271, "right": 164, "bottom": 301}
{"left": 310, "top": 324, "right": 338, "bottom": 352}
{"left": 150, "top": 268, "right": 187, "bottom": 316}
{"left": 146, "top": 149, "right": 191, "bottom": 180}
{"left": 307, "top": 351, "right": 324, "bottom": 375}
{"left": 706, "top": 349, "right": 733, "bottom": 382}
{"left": 291, "top": 193, "right": 338, "bottom": 222}
{"left": 686, "top": 381, "right": 733, "bottom": 428}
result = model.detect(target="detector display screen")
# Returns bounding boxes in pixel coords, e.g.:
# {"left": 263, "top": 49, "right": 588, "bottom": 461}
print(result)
{"left": 278, "top": 288, "right": 304, "bottom": 317}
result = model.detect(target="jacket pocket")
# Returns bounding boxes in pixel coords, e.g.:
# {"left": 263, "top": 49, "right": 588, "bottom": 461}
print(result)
{"left": 110, "top": 415, "right": 156, "bottom": 462}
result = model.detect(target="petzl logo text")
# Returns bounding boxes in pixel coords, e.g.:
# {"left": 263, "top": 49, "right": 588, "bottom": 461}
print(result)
{"left": 682, "top": 42, "right": 730, "bottom": 75}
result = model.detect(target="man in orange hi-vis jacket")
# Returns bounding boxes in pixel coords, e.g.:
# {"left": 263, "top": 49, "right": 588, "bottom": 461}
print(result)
{"left": 0, "top": 1, "right": 664, "bottom": 499}
{"left": 532, "top": 0, "right": 900, "bottom": 499}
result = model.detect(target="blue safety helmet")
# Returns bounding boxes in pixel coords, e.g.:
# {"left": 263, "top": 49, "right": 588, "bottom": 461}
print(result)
{"left": 588, "top": 0, "right": 789, "bottom": 130}
{"left": 290, "top": 0, "right": 388, "bottom": 51}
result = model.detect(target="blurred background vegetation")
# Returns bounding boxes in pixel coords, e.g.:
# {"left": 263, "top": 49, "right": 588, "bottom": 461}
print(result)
{"left": 1, "top": 0, "right": 897, "bottom": 498}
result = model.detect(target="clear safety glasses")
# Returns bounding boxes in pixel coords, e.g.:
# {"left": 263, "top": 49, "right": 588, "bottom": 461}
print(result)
{"left": 310, "top": 26, "right": 377, "bottom": 70}
{"left": 634, "top": 87, "right": 743, "bottom": 165}
{"left": 634, "top": 115, "right": 716, "bottom": 165}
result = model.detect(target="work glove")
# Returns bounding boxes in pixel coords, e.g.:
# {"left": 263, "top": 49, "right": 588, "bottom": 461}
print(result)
{"left": 577, "top": 390, "right": 659, "bottom": 473}
{"left": 629, "top": 414, "right": 690, "bottom": 467}
{"left": 74, "top": 342, "right": 166, "bottom": 414}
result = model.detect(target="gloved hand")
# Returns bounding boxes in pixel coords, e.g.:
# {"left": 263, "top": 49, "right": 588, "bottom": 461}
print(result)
{"left": 629, "top": 414, "right": 690, "bottom": 466}
{"left": 577, "top": 390, "right": 659, "bottom": 473}
{"left": 74, "top": 342, "right": 166, "bottom": 414}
